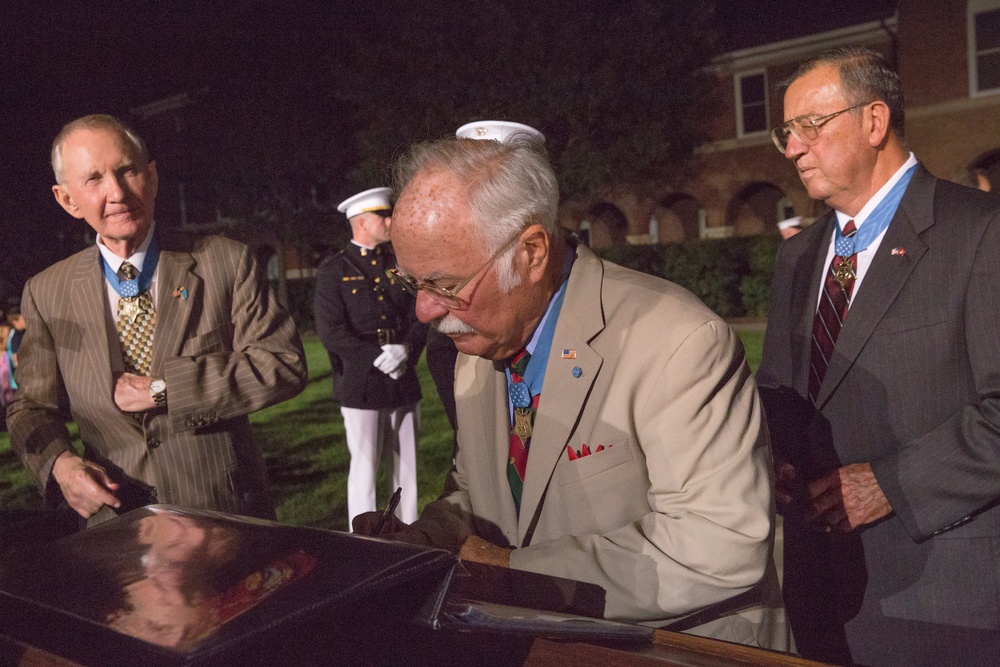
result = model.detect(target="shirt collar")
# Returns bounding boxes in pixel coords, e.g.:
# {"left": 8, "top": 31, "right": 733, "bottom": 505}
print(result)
{"left": 96, "top": 222, "right": 156, "bottom": 274}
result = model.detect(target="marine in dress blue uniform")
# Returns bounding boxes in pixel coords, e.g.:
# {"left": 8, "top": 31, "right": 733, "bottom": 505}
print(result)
{"left": 314, "top": 188, "right": 425, "bottom": 527}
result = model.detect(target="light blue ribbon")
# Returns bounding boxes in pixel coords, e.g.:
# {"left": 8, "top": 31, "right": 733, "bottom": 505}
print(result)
{"left": 835, "top": 165, "right": 916, "bottom": 256}
{"left": 101, "top": 235, "right": 160, "bottom": 298}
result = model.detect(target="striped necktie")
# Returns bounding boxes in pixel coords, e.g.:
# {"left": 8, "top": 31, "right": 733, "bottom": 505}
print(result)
{"left": 809, "top": 221, "right": 857, "bottom": 404}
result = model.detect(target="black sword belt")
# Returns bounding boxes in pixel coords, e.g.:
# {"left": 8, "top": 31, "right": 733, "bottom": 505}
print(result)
{"left": 359, "top": 328, "right": 401, "bottom": 345}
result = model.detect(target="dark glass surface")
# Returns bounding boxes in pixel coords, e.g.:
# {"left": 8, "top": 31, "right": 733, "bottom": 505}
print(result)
{"left": 0, "top": 505, "right": 458, "bottom": 663}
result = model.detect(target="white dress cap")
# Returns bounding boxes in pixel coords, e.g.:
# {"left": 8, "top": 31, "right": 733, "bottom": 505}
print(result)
{"left": 455, "top": 120, "right": 545, "bottom": 144}
{"left": 777, "top": 215, "right": 803, "bottom": 230}
{"left": 337, "top": 187, "right": 393, "bottom": 219}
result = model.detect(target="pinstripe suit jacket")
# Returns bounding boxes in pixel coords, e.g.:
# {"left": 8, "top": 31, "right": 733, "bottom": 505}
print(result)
{"left": 757, "top": 166, "right": 1000, "bottom": 663}
{"left": 8, "top": 234, "right": 307, "bottom": 526}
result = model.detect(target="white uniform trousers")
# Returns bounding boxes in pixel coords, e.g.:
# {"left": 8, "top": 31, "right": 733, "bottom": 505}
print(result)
{"left": 342, "top": 403, "right": 419, "bottom": 529}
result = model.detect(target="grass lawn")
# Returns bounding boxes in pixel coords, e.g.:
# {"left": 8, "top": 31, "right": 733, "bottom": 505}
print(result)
{"left": 0, "top": 330, "right": 766, "bottom": 533}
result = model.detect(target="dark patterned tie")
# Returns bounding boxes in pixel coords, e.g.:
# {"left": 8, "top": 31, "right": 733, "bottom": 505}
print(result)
{"left": 809, "top": 221, "right": 857, "bottom": 404}
{"left": 117, "top": 261, "right": 156, "bottom": 376}
{"left": 507, "top": 349, "right": 537, "bottom": 515}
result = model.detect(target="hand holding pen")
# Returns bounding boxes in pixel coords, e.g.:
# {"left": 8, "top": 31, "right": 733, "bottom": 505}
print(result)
{"left": 374, "top": 486, "right": 402, "bottom": 536}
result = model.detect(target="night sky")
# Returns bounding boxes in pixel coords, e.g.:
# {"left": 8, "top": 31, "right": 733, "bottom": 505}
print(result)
{"left": 0, "top": 0, "right": 894, "bottom": 293}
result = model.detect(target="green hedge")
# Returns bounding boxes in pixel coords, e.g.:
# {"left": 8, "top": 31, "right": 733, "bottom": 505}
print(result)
{"left": 599, "top": 233, "right": 781, "bottom": 318}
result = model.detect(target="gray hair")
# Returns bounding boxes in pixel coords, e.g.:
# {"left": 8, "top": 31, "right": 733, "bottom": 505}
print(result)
{"left": 52, "top": 114, "right": 150, "bottom": 184}
{"left": 783, "top": 46, "right": 905, "bottom": 138}
{"left": 393, "top": 133, "right": 559, "bottom": 292}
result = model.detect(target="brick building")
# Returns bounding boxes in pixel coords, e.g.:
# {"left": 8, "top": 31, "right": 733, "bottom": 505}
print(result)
{"left": 578, "top": 0, "right": 1000, "bottom": 248}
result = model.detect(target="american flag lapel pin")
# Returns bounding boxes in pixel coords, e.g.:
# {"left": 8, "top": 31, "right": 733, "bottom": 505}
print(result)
{"left": 890, "top": 247, "right": 906, "bottom": 257}
{"left": 561, "top": 348, "right": 577, "bottom": 359}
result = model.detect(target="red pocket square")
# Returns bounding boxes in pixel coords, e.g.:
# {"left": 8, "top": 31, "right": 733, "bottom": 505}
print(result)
{"left": 566, "top": 444, "right": 607, "bottom": 461}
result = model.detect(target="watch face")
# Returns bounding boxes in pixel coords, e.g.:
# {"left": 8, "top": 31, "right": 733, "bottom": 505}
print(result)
{"left": 150, "top": 379, "right": 166, "bottom": 394}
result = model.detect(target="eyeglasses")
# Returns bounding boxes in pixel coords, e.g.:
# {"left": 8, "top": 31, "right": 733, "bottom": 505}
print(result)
{"left": 390, "top": 227, "right": 525, "bottom": 309}
{"left": 770, "top": 102, "right": 872, "bottom": 153}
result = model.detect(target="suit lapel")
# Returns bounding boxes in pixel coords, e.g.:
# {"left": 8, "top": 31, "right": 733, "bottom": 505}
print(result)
{"left": 70, "top": 248, "right": 115, "bottom": 386}
{"left": 817, "top": 167, "right": 935, "bottom": 406}
{"left": 518, "top": 246, "right": 605, "bottom": 546}
{"left": 150, "top": 249, "right": 199, "bottom": 376}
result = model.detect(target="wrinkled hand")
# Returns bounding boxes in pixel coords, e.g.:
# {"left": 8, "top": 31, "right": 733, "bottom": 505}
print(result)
{"left": 808, "top": 463, "right": 893, "bottom": 532}
{"left": 114, "top": 372, "right": 156, "bottom": 413}
{"left": 458, "top": 535, "right": 512, "bottom": 568}
{"left": 351, "top": 511, "right": 430, "bottom": 544}
{"left": 52, "top": 451, "right": 120, "bottom": 519}
{"left": 373, "top": 344, "right": 408, "bottom": 378}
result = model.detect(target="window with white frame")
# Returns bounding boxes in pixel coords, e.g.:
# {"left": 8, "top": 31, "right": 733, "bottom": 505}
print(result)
{"left": 969, "top": 0, "right": 1000, "bottom": 95}
{"left": 736, "top": 71, "right": 768, "bottom": 136}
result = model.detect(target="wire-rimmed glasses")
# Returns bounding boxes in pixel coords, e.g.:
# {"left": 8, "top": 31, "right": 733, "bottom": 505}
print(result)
{"left": 770, "top": 102, "right": 872, "bottom": 153}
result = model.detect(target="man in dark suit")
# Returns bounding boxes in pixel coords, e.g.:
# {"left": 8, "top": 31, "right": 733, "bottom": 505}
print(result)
{"left": 757, "top": 47, "right": 1000, "bottom": 665}
{"left": 314, "top": 188, "right": 424, "bottom": 528}
{"left": 8, "top": 114, "right": 307, "bottom": 527}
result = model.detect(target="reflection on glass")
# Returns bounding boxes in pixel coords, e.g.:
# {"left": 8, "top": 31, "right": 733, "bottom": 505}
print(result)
{"left": 0, "top": 503, "right": 455, "bottom": 661}
{"left": 100, "top": 508, "right": 316, "bottom": 651}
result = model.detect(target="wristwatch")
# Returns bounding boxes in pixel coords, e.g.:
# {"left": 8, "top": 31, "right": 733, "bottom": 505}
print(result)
{"left": 149, "top": 378, "right": 167, "bottom": 408}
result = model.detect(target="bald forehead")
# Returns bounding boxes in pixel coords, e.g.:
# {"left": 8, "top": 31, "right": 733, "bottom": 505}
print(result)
{"left": 394, "top": 168, "right": 473, "bottom": 237}
{"left": 391, "top": 168, "right": 487, "bottom": 276}
{"left": 65, "top": 126, "right": 139, "bottom": 154}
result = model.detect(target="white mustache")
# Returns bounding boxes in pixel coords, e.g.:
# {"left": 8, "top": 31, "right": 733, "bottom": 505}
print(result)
{"left": 433, "top": 315, "right": 476, "bottom": 335}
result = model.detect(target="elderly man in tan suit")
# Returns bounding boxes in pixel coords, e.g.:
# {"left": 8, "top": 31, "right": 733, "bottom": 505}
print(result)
{"left": 8, "top": 114, "right": 307, "bottom": 527}
{"left": 354, "top": 124, "right": 787, "bottom": 648}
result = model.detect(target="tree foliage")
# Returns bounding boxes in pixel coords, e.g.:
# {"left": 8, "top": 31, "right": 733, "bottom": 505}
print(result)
{"left": 336, "top": 0, "right": 718, "bottom": 199}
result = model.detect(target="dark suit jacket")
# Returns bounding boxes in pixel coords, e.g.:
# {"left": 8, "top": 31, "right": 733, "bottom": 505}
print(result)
{"left": 8, "top": 234, "right": 307, "bottom": 526}
{"left": 757, "top": 166, "right": 1000, "bottom": 664}
{"left": 313, "top": 242, "right": 423, "bottom": 410}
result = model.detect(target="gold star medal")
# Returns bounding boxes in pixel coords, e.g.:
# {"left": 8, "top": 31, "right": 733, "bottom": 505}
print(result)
{"left": 513, "top": 407, "right": 533, "bottom": 439}
{"left": 119, "top": 297, "right": 141, "bottom": 323}
{"left": 833, "top": 257, "right": 855, "bottom": 290}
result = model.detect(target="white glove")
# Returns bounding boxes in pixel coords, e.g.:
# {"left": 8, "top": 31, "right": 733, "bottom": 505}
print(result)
{"left": 374, "top": 344, "right": 408, "bottom": 378}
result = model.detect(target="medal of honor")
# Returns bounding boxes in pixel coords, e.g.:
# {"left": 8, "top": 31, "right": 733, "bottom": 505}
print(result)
{"left": 513, "top": 407, "right": 533, "bottom": 439}
{"left": 833, "top": 256, "right": 855, "bottom": 290}
{"left": 119, "top": 297, "right": 141, "bottom": 323}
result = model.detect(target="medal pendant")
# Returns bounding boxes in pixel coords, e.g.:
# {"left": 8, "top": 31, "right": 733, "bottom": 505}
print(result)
{"left": 120, "top": 297, "right": 140, "bottom": 323}
{"left": 513, "top": 408, "right": 533, "bottom": 439}
{"left": 833, "top": 257, "right": 856, "bottom": 290}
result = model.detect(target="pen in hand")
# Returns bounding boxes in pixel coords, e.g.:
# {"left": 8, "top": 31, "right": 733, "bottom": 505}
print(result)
{"left": 374, "top": 486, "right": 402, "bottom": 536}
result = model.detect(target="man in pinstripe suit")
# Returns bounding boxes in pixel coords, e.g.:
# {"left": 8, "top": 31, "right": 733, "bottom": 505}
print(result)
{"left": 7, "top": 114, "right": 307, "bottom": 527}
